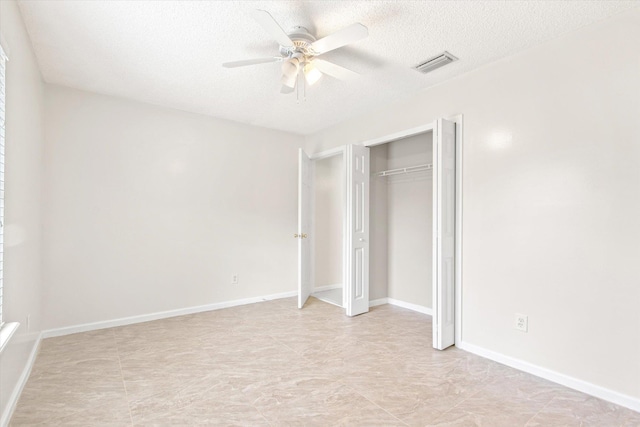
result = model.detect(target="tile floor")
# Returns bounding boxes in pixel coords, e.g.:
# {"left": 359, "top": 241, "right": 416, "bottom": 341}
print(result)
{"left": 11, "top": 297, "right": 640, "bottom": 426}
{"left": 312, "top": 288, "right": 342, "bottom": 308}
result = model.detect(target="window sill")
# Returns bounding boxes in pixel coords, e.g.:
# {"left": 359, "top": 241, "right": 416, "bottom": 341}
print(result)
{"left": 0, "top": 322, "right": 20, "bottom": 354}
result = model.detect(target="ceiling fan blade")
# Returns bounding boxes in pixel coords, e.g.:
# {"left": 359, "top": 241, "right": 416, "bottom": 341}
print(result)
{"left": 311, "top": 23, "right": 368, "bottom": 55}
{"left": 313, "top": 59, "right": 359, "bottom": 80}
{"left": 251, "top": 9, "right": 294, "bottom": 48}
{"left": 222, "top": 57, "right": 281, "bottom": 68}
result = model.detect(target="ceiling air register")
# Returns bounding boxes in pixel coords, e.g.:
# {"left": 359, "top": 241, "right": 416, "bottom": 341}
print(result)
{"left": 415, "top": 51, "right": 458, "bottom": 74}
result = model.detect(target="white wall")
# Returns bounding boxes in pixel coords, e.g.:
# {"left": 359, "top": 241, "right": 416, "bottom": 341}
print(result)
{"left": 43, "top": 85, "right": 304, "bottom": 330}
{"left": 306, "top": 11, "right": 640, "bottom": 402}
{"left": 313, "top": 155, "right": 343, "bottom": 288}
{"left": 0, "top": 0, "right": 45, "bottom": 420}
{"left": 386, "top": 133, "right": 433, "bottom": 308}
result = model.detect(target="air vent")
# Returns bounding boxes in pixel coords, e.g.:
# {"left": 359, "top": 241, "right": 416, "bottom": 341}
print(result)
{"left": 415, "top": 51, "right": 458, "bottom": 74}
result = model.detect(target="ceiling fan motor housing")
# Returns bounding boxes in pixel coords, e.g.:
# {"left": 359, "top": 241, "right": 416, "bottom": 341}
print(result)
{"left": 279, "top": 26, "right": 316, "bottom": 57}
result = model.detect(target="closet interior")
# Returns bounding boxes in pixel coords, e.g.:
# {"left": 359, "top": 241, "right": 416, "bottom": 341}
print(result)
{"left": 370, "top": 131, "right": 434, "bottom": 311}
{"left": 312, "top": 153, "right": 344, "bottom": 308}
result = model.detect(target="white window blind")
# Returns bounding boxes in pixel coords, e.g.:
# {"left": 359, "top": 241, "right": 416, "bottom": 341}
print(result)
{"left": 0, "top": 44, "right": 6, "bottom": 327}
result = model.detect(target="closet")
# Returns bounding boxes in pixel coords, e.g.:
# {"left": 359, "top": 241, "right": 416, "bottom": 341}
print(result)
{"left": 370, "top": 132, "right": 433, "bottom": 313}
{"left": 297, "top": 144, "right": 366, "bottom": 316}
{"left": 311, "top": 154, "right": 344, "bottom": 308}
{"left": 297, "top": 117, "right": 457, "bottom": 349}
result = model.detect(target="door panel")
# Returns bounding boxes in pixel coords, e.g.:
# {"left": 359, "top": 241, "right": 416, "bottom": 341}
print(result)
{"left": 433, "top": 119, "right": 456, "bottom": 349}
{"left": 298, "top": 149, "right": 313, "bottom": 308}
{"left": 346, "top": 145, "right": 370, "bottom": 316}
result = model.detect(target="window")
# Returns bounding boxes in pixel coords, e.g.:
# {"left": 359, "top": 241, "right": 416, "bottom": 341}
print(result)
{"left": 0, "top": 43, "right": 18, "bottom": 353}
{"left": 0, "top": 42, "right": 17, "bottom": 353}
{"left": 0, "top": 43, "right": 6, "bottom": 328}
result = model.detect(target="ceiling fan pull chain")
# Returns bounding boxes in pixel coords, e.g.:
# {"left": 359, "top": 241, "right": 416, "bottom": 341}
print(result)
{"left": 296, "top": 66, "right": 306, "bottom": 104}
{"left": 296, "top": 71, "right": 300, "bottom": 104}
{"left": 303, "top": 68, "right": 307, "bottom": 102}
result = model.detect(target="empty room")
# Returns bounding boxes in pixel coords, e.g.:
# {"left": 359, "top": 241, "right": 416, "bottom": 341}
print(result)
{"left": 0, "top": 0, "right": 639, "bottom": 425}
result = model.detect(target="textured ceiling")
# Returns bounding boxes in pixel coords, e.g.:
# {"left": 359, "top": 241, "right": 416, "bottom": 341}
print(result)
{"left": 17, "top": 0, "right": 638, "bottom": 135}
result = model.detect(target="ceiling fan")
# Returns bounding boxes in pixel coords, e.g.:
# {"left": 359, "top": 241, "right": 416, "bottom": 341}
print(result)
{"left": 223, "top": 10, "right": 368, "bottom": 95}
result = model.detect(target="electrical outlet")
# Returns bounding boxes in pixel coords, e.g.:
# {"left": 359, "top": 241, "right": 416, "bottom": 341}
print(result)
{"left": 514, "top": 313, "right": 528, "bottom": 332}
{"left": 232, "top": 274, "right": 239, "bottom": 285}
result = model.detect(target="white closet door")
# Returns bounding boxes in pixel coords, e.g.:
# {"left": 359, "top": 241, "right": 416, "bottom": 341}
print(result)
{"left": 298, "top": 149, "right": 313, "bottom": 308}
{"left": 345, "top": 144, "right": 370, "bottom": 316}
{"left": 432, "top": 118, "right": 456, "bottom": 349}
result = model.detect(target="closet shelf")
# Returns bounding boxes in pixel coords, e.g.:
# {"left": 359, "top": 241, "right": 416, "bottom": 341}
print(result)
{"left": 374, "top": 163, "right": 433, "bottom": 177}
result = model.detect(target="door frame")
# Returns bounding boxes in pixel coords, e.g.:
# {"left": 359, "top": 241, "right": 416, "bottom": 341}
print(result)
{"left": 309, "top": 146, "right": 348, "bottom": 309}
{"left": 298, "top": 149, "right": 313, "bottom": 309}
{"left": 360, "top": 114, "right": 464, "bottom": 345}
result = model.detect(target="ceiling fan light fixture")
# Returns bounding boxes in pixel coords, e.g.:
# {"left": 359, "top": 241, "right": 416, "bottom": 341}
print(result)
{"left": 224, "top": 10, "right": 368, "bottom": 96}
{"left": 281, "top": 72, "right": 297, "bottom": 88}
{"left": 304, "top": 63, "right": 322, "bottom": 86}
{"left": 281, "top": 59, "right": 299, "bottom": 79}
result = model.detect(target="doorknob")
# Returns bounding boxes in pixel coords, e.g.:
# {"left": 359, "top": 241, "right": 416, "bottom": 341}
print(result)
{"left": 294, "top": 233, "right": 308, "bottom": 239}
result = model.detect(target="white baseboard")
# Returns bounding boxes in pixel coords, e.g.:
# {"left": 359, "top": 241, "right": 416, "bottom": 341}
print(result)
{"left": 42, "top": 290, "right": 297, "bottom": 339}
{"left": 1, "top": 333, "right": 42, "bottom": 427}
{"left": 387, "top": 298, "right": 433, "bottom": 315}
{"left": 368, "top": 298, "right": 433, "bottom": 316}
{"left": 457, "top": 340, "right": 640, "bottom": 413}
{"left": 369, "top": 298, "right": 388, "bottom": 307}
{"left": 312, "top": 284, "right": 342, "bottom": 293}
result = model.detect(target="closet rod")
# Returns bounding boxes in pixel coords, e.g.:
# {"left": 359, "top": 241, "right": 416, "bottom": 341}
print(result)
{"left": 374, "top": 163, "right": 433, "bottom": 177}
